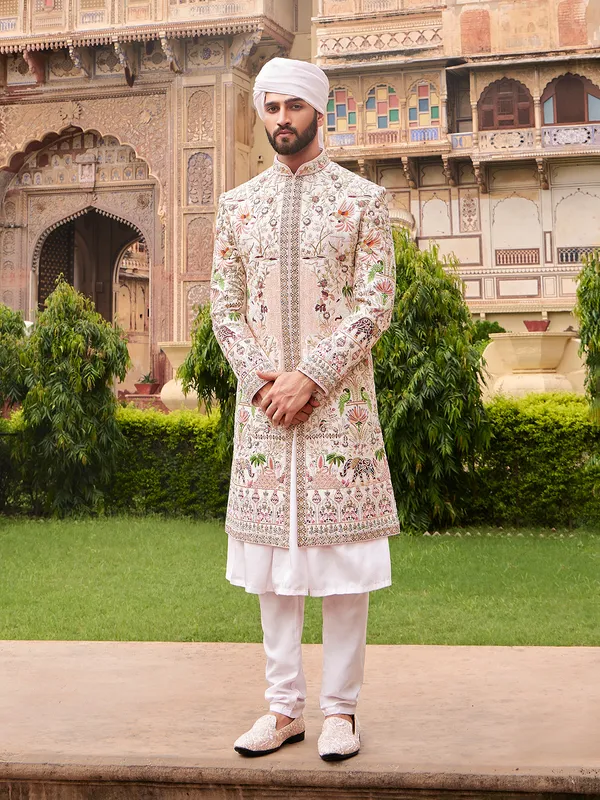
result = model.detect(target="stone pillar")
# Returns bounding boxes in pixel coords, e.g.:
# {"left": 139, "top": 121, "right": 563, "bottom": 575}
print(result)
{"left": 222, "top": 74, "right": 237, "bottom": 192}
{"left": 534, "top": 96, "right": 542, "bottom": 149}
{"left": 470, "top": 70, "right": 479, "bottom": 148}
{"left": 357, "top": 100, "right": 365, "bottom": 147}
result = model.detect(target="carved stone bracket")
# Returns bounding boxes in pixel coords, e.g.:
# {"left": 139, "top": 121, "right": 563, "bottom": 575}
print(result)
{"left": 536, "top": 157, "right": 549, "bottom": 190}
{"left": 472, "top": 160, "right": 488, "bottom": 194}
{"left": 22, "top": 49, "right": 45, "bottom": 85}
{"left": 442, "top": 156, "right": 457, "bottom": 187}
{"left": 68, "top": 43, "right": 92, "bottom": 78}
{"left": 159, "top": 34, "right": 182, "bottom": 74}
{"left": 357, "top": 158, "right": 374, "bottom": 181}
{"left": 401, "top": 157, "right": 417, "bottom": 190}
{"left": 113, "top": 41, "right": 136, "bottom": 87}
{"left": 247, "top": 43, "right": 292, "bottom": 78}
{"left": 230, "top": 30, "right": 263, "bottom": 72}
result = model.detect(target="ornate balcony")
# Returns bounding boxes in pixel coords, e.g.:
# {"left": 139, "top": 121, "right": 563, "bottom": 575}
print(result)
{"left": 450, "top": 132, "right": 473, "bottom": 151}
{"left": 542, "top": 124, "right": 600, "bottom": 149}
{"left": 478, "top": 128, "right": 535, "bottom": 153}
{"left": 557, "top": 246, "right": 599, "bottom": 264}
{"left": 0, "top": 0, "right": 294, "bottom": 49}
{"left": 495, "top": 249, "right": 540, "bottom": 267}
{"left": 318, "top": 0, "right": 445, "bottom": 15}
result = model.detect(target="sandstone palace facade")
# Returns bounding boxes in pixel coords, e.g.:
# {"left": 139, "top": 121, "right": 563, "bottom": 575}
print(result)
{"left": 0, "top": 0, "right": 598, "bottom": 387}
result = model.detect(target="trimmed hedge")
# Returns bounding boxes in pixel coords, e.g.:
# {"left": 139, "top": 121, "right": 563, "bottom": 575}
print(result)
{"left": 1, "top": 395, "right": 599, "bottom": 526}
{"left": 466, "top": 394, "right": 600, "bottom": 527}
{"left": 105, "top": 407, "right": 229, "bottom": 518}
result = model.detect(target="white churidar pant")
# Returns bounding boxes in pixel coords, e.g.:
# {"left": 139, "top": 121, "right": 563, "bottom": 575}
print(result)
{"left": 226, "top": 428, "right": 390, "bottom": 716}
{"left": 226, "top": 428, "right": 392, "bottom": 596}
{"left": 260, "top": 591, "right": 369, "bottom": 717}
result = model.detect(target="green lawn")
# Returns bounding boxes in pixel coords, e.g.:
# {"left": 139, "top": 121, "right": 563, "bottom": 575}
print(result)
{"left": 1, "top": 516, "right": 599, "bottom": 645}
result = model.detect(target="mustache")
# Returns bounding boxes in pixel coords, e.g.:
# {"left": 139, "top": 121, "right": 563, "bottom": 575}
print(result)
{"left": 275, "top": 126, "right": 298, "bottom": 136}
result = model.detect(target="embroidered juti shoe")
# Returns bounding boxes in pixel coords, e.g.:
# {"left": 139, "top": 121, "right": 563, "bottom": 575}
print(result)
{"left": 234, "top": 714, "right": 305, "bottom": 757}
{"left": 318, "top": 715, "right": 361, "bottom": 761}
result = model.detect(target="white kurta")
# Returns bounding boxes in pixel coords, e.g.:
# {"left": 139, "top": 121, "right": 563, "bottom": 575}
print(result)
{"left": 226, "top": 428, "right": 392, "bottom": 597}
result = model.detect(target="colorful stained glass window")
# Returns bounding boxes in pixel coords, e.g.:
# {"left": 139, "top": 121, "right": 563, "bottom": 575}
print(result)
{"left": 326, "top": 87, "right": 357, "bottom": 134}
{"left": 365, "top": 85, "right": 401, "bottom": 131}
{"left": 408, "top": 81, "right": 440, "bottom": 128}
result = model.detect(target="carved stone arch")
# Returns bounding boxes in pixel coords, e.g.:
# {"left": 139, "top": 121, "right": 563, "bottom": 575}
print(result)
{"left": 476, "top": 77, "right": 534, "bottom": 105}
{"left": 32, "top": 205, "right": 146, "bottom": 276}
{"left": 0, "top": 91, "right": 168, "bottom": 214}
{"left": 407, "top": 76, "right": 438, "bottom": 94}
{"left": 540, "top": 71, "right": 600, "bottom": 97}
{"left": 475, "top": 71, "right": 536, "bottom": 101}
{"left": 364, "top": 79, "right": 401, "bottom": 99}
{"left": 477, "top": 78, "right": 535, "bottom": 130}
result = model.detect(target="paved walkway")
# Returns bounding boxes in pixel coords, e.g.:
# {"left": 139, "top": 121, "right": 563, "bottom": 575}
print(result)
{"left": 1, "top": 642, "right": 599, "bottom": 796}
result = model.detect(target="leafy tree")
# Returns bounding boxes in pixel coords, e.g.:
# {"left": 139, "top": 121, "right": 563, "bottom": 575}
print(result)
{"left": 472, "top": 319, "right": 506, "bottom": 354}
{"left": 18, "top": 278, "right": 130, "bottom": 515}
{"left": 574, "top": 250, "right": 600, "bottom": 423}
{"left": 0, "top": 304, "right": 27, "bottom": 409}
{"left": 179, "top": 302, "right": 236, "bottom": 459}
{"left": 372, "top": 229, "right": 490, "bottom": 531}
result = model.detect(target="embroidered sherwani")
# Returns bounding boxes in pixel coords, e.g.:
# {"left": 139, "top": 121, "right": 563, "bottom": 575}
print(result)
{"left": 210, "top": 150, "right": 401, "bottom": 554}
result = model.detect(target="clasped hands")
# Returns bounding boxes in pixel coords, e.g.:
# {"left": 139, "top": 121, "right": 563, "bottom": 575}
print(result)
{"left": 252, "top": 369, "right": 321, "bottom": 428}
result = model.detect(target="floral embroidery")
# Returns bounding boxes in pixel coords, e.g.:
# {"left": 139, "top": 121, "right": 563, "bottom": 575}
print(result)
{"left": 210, "top": 151, "right": 400, "bottom": 547}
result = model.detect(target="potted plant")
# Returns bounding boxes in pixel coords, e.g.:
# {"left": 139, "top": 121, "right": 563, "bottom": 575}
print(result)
{"left": 523, "top": 319, "right": 551, "bottom": 332}
{"left": 134, "top": 372, "right": 160, "bottom": 395}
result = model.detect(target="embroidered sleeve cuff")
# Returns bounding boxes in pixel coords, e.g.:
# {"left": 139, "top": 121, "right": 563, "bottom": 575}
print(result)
{"left": 296, "top": 356, "right": 339, "bottom": 397}
{"left": 241, "top": 373, "right": 271, "bottom": 406}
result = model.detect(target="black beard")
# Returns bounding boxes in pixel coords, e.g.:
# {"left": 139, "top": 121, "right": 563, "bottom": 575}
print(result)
{"left": 266, "top": 112, "right": 319, "bottom": 155}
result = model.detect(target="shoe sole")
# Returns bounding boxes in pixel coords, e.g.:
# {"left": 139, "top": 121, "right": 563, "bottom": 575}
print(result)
{"left": 320, "top": 748, "right": 360, "bottom": 762}
{"left": 234, "top": 731, "right": 305, "bottom": 757}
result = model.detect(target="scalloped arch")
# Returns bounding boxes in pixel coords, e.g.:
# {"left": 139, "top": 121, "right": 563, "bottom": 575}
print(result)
{"left": 32, "top": 205, "right": 146, "bottom": 276}
{"left": 540, "top": 71, "right": 600, "bottom": 97}
{"left": 477, "top": 77, "right": 534, "bottom": 105}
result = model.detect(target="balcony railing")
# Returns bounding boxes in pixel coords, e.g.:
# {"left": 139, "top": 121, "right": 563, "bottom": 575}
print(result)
{"left": 495, "top": 248, "right": 540, "bottom": 267}
{"left": 410, "top": 127, "right": 439, "bottom": 143}
{"left": 479, "top": 128, "right": 535, "bottom": 153}
{"left": 319, "top": 0, "right": 444, "bottom": 15}
{"left": 450, "top": 132, "right": 473, "bottom": 151}
{"left": 0, "top": 0, "right": 285, "bottom": 40}
{"left": 557, "top": 246, "right": 600, "bottom": 264}
{"left": 366, "top": 130, "right": 402, "bottom": 146}
{"left": 542, "top": 124, "right": 600, "bottom": 149}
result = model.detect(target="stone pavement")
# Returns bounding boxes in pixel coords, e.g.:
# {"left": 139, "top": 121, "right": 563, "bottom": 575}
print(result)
{"left": 1, "top": 642, "right": 599, "bottom": 798}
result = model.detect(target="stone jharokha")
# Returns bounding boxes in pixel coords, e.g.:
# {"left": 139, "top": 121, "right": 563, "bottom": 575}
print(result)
{"left": 0, "top": 0, "right": 599, "bottom": 392}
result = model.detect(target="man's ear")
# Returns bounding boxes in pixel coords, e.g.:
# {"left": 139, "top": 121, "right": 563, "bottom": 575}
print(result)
{"left": 317, "top": 112, "right": 324, "bottom": 126}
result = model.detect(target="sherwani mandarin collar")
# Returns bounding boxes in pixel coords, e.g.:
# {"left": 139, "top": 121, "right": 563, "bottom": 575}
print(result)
{"left": 271, "top": 150, "right": 331, "bottom": 178}
{"left": 210, "top": 154, "right": 401, "bottom": 548}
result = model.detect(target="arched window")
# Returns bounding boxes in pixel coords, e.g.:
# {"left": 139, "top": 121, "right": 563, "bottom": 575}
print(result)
{"left": 365, "top": 84, "right": 400, "bottom": 130}
{"left": 478, "top": 79, "right": 534, "bottom": 130}
{"left": 326, "top": 87, "right": 357, "bottom": 134}
{"left": 541, "top": 74, "right": 600, "bottom": 125}
{"left": 408, "top": 81, "right": 440, "bottom": 128}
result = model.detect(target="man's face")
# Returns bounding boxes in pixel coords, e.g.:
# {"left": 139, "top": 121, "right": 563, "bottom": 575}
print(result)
{"left": 263, "top": 93, "right": 322, "bottom": 155}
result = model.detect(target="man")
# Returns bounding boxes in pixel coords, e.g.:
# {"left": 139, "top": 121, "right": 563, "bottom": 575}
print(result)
{"left": 210, "top": 57, "right": 400, "bottom": 761}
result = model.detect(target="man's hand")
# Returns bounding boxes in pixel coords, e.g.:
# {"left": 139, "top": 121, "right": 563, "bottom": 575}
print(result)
{"left": 254, "top": 370, "right": 321, "bottom": 428}
{"left": 252, "top": 381, "right": 320, "bottom": 426}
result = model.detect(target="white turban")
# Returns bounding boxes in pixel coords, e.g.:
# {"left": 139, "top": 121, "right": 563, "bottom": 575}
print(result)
{"left": 253, "top": 57, "right": 329, "bottom": 149}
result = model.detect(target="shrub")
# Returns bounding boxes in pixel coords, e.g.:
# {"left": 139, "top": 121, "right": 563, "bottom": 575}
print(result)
{"left": 574, "top": 250, "right": 600, "bottom": 422}
{"left": 466, "top": 393, "right": 600, "bottom": 527}
{"left": 0, "top": 304, "right": 27, "bottom": 409}
{"left": 105, "top": 407, "right": 228, "bottom": 518}
{"left": 179, "top": 303, "right": 235, "bottom": 461}
{"left": 373, "top": 229, "right": 490, "bottom": 531}
{"left": 18, "top": 279, "right": 130, "bottom": 515}
{"left": 472, "top": 319, "right": 506, "bottom": 354}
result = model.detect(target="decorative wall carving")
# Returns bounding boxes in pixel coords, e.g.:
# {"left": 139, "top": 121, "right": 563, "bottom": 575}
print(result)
{"left": 49, "top": 50, "right": 83, "bottom": 78}
{"left": 96, "top": 47, "right": 123, "bottom": 73}
{"left": 459, "top": 189, "right": 480, "bottom": 232}
{"left": 0, "top": 93, "right": 168, "bottom": 215}
{"left": 318, "top": 24, "right": 442, "bottom": 58}
{"left": 142, "top": 40, "right": 169, "bottom": 71}
{"left": 186, "top": 216, "right": 213, "bottom": 279}
{"left": 186, "top": 282, "right": 210, "bottom": 336}
{"left": 187, "top": 89, "right": 215, "bottom": 142}
{"left": 187, "top": 39, "right": 225, "bottom": 68}
{"left": 187, "top": 152, "right": 213, "bottom": 206}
